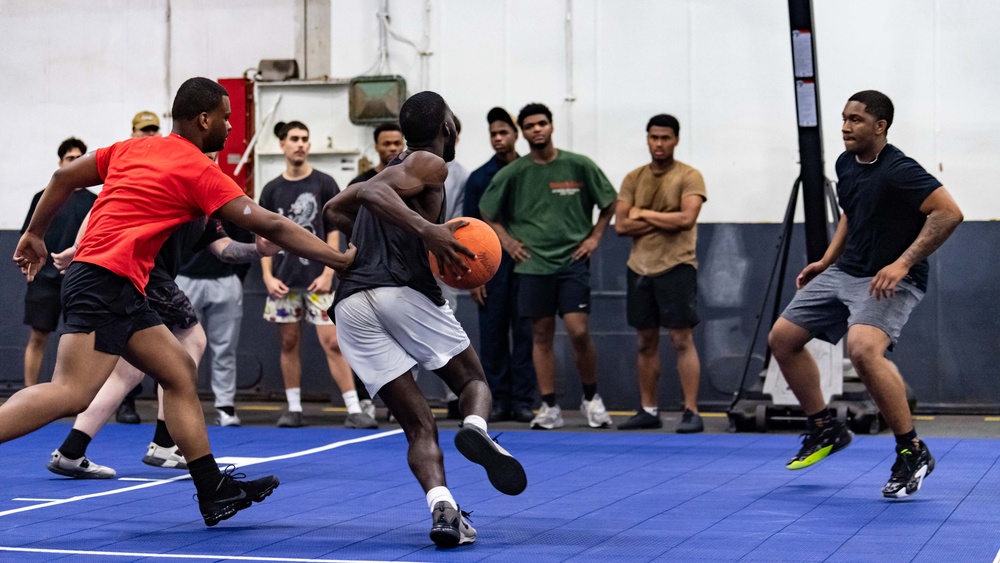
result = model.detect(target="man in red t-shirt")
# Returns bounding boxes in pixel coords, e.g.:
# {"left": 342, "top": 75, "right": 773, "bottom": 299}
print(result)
{"left": 7, "top": 77, "right": 355, "bottom": 527}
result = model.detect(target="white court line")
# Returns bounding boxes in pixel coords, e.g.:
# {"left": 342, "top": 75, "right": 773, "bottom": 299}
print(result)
{"left": 0, "top": 546, "right": 428, "bottom": 563}
{"left": 0, "top": 429, "right": 403, "bottom": 518}
{"left": 992, "top": 547, "right": 1000, "bottom": 563}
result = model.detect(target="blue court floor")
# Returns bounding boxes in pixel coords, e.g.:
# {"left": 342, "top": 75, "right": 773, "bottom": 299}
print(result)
{"left": 1, "top": 422, "right": 998, "bottom": 562}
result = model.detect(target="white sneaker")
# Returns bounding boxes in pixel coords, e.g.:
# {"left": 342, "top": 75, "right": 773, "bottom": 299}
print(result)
{"left": 46, "top": 450, "right": 116, "bottom": 479}
{"left": 581, "top": 394, "right": 613, "bottom": 428}
{"left": 142, "top": 443, "right": 188, "bottom": 469}
{"left": 530, "top": 403, "right": 564, "bottom": 430}
{"left": 215, "top": 409, "right": 241, "bottom": 427}
{"left": 360, "top": 399, "right": 376, "bottom": 420}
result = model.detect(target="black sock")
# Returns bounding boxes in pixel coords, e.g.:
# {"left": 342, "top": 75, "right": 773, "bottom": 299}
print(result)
{"left": 153, "top": 419, "right": 175, "bottom": 448}
{"left": 895, "top": 429, "right": 919, "bottom": 448}
{"left": 541, "top": 393, "right": 557, "bottom": 408}
{"left": 218, "top": 406, "right": 235, "bottom": 416}
{"left": 58, "top": 429, "right": 93, "bottom": 460}
{"left": 188, "top": 454, "right": 222, "bottom": 496}
{"left": 806, "top": 408, "right": 832, "bottom": 430}
{"left": 582, "top": 384, "right": 597, "bottom": 402}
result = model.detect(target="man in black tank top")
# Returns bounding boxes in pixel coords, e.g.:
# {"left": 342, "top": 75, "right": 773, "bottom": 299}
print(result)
{"left": 324, "top": 91, "right": 526, "bottom": 549}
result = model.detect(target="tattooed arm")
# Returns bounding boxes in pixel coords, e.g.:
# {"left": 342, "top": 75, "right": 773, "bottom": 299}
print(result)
{"left": 208, "top": 237, "right": 264, "bottom": 264}
{"left": 870, "top": 187, "right": 963, "bottom": 300}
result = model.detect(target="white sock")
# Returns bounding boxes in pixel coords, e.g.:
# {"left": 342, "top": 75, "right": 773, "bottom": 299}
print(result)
{"left": 343, "top": 390, "right": 362, "bottom": 414}
{"left": 426, "top": 486, "right": 457, "bottom": 511}
{"left": 463, "top": 415, "right": 487, "bottom": 433}
{"left": 286, "top": 388, "right": 302, "bottom": 412}
{"left": 643, "top": 406, "right": 659, "bottom": 417}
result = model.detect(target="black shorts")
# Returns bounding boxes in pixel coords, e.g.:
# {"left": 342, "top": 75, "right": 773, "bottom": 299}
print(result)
{"left": 146, "top": 282, "right": 199, "bottom": 332}
{"left": 626, "top": 265, "right": 699, "bottom": 330}
{"left": 60, "top": 262, "right": 164, "bottom": 356}
{"left": 24, "top": 278, "right": 63, "bottom": 332}
{"left": 518, "top": 259, "right": 591, "bottom": 318}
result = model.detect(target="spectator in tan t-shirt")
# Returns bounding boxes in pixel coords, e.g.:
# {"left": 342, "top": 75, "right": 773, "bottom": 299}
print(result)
{"left": 614, "top": 114, "right": 707, "bottom": 433}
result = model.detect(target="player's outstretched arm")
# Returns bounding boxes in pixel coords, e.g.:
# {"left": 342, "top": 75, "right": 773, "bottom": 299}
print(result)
{"left": 207, "top": 236, "right": 279, "bottom": 264}
{"left": 14, "top": 155, "right": 102, "bottom": 280}
{"left": 215, "top": 196, "right": 355, "bottom": 272}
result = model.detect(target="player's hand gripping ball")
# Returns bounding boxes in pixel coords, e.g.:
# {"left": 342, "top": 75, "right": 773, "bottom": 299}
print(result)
{"left": 429, "top": 217, "right": 502, "bottom": 290}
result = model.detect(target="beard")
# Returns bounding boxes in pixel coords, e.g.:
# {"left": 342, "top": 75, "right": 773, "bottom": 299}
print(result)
{"left": 443, "top": 138, "right": 456, "bottom": 162}
{"left": 205, "top": 130, "right": 228, "bottom": 153}
{"left": 529, "top": 139, "right": 548, "bottom": 151}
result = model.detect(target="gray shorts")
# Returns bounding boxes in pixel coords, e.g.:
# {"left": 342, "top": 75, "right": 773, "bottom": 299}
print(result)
{"left": 334, "top": 286, "right": 470, "bottom": 398}
{"left": 780, "top": 266, "right": 924, "bottom": 349}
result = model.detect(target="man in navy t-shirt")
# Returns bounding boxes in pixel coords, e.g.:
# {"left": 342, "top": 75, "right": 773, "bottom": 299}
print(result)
{"left": 768, "top": 90, "right": 963, "bottom": 498}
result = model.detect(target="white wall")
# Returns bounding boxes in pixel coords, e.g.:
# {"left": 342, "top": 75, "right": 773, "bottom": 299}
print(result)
{"left": 420, "top": 0, "right": 997, "bottom": 223}
{"left": 2, "top": 0, "right": 997, "bottom": 229}
{"left": 0, "top": 0, "right": 298, "bottom": 229}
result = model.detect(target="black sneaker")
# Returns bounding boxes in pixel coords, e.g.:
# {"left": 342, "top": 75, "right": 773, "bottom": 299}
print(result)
{"left": 510, "top": 405, "right": 535, "bottom": 424}
{"left": 882, "top": 440, "right": 935, "bottom": 498}
{"left": 618, "top": 410, "right": 663, "bottom": 430}
{"left": 429, "top": 501, "right": 476, "bottom": 548}
{"left": 116, "top": 399, "right": 140, "bottom": 424}
{"left": 677, "top": 409, "right": 704, "bottom": 434}
{"left": 489, "top": 404, "right": 511, "bottom": 423}
{"left": 454, "top": 425, "right": 527, "bottom": 495}
{"left": 198, "top": 465, "right": 280, "bottom": 526}
{"left": 786, "top": 420, "right": 853, "bottom": 470}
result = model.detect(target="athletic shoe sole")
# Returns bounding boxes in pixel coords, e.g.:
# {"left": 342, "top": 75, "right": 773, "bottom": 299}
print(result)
{"left": 454, "top": 427, "right": 527, "bottom": 496}
{"left": 203, "top": 476, "right": 280, "bottom": 527}
{"left": 46, "top": 462, "right": 115, "bottom": 480}
{"left": 430, "top": 524, "right": 476, "bottom": 548}
{"left": 530, "top": 418, "right": 565, "bottom": 430}
{"left": 142, "top": 455, "right": 188, "bottom": 470}
{"left": 786, "top": 429, "right": 854, "bottom": 470}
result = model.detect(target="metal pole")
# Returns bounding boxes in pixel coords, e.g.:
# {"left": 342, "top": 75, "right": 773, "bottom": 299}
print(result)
{"left": 788, "top": 0, "right": 828, "bottom": 262}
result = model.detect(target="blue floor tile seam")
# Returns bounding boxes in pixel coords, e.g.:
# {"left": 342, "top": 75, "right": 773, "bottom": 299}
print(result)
{"left": 656, "top": 437, "right": 909, "bottom": 562}
{"left": 905, "top": 447, "right": 1000, "bottom": 563}
{"left": 434, "top": 435, "right": 775, "bottom": 562}
{"left": 820, "top": 439, "right": 964, "bottom": 563}
{"left": 485, "top": 434, "right": 770, "bottom": 531}
{"left": 555, "top": 436, "right": 810, "bottom": 562}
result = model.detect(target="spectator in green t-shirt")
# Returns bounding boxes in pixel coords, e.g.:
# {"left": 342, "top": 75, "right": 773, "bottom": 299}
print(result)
{"left": 479, "top": 103, "right": 618, "bottom": 431}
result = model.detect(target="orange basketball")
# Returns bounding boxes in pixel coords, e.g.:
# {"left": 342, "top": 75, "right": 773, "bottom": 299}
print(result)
{"left": 429, "top": 217, "right": 502, "bottom": 290}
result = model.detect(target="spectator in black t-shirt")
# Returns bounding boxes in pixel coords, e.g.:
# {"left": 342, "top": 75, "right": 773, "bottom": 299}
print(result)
{"left": 260, "top": 121, "right": 377, "bottom": 429}
{"left": 769, "top": 90, "right": 963, "bottom": 499}
{"left": 348, "top": 122, "right": 404, "bottom": 186}
{"left": 20, "top": 137, "right": 96, "bottom": 387}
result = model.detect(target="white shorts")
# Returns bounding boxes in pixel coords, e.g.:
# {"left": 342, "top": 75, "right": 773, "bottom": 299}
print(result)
{"left": 334, "top": 286, "right": 470, "bottom": 397}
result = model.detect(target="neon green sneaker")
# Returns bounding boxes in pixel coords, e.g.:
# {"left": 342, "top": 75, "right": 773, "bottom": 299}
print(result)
{"left": 786, "top": 420, "right": 853, "bottom": 470}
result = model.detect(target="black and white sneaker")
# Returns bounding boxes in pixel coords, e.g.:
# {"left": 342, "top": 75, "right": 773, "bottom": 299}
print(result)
{"left": 882, "top": 440, "right": 935, "bottom": 499}
{"left": 197, "top": 465, "right": 280, "bottom": 526}
{"left": 454, "top": 425, "right": 527, "bottom": 495}
{"left": 429, "top": 501, "right": 476, "bottom": 548}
